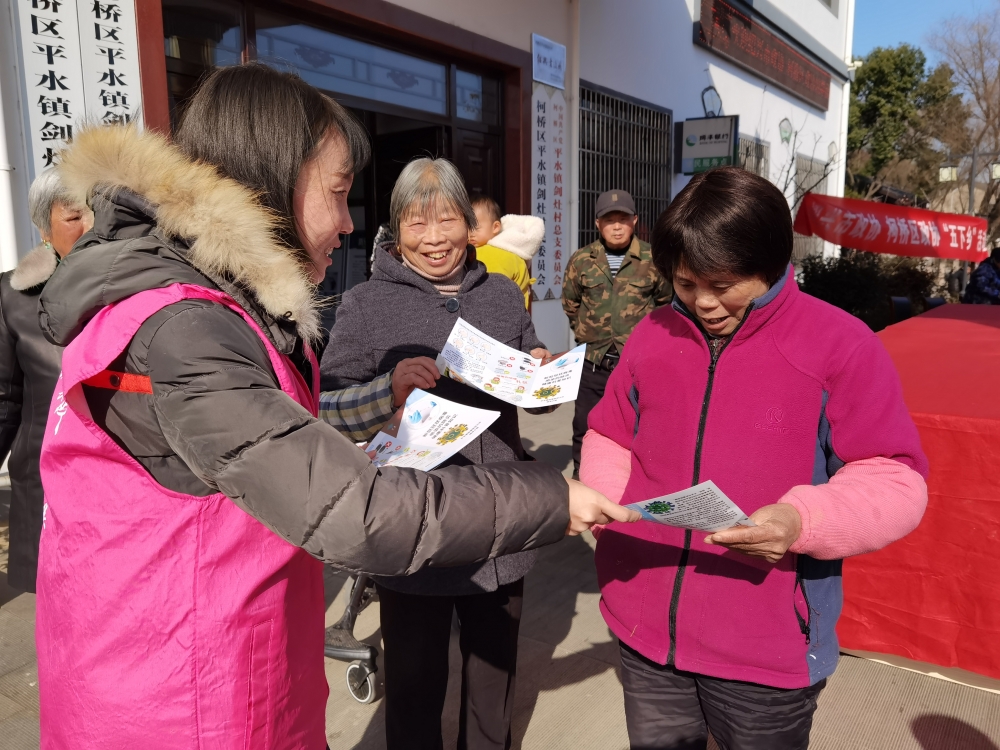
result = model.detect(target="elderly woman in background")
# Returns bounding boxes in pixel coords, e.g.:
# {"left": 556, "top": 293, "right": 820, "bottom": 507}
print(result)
{"left": 0, "top": 168, "right": 92, "bottom": 592}
{"left": 320, "top": 157, "right": 561, "bottom": 750}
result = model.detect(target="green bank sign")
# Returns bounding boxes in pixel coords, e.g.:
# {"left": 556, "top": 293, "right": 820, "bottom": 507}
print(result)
{"left": 679, "top": 115, "right": 739, "bottom": 175}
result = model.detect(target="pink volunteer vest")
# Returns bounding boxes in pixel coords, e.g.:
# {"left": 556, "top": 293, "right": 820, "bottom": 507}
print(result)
{"left": 36, "top": 284, "right": 328, "bottom": 749}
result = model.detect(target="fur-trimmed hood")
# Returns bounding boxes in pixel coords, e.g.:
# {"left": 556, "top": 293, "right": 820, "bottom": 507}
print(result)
{"left": 9, "top": 244, "right": 58, "bottom": 291}
{"left": 53, "top": 125, "right": 320, "bottom": 341}
{"left": 489, "top": 214, "right": 545, "bottom": 261}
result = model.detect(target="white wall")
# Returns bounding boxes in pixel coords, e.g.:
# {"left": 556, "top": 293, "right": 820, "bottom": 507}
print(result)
{"left": 579, "top": 0, "right": 852, "bottom": 224}
{"left": 765, "top": 0, "right": 848, "bottom": 63}
{"left": 384, "top": 0, "right": 573, "bottom": 50}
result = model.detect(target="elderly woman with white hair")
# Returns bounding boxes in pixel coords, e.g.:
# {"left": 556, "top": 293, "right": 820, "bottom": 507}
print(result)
{"left": 320, "top": 157, "right": 560, "bottom": 750}
{"left": 0, "top": 168, "right": 92, "bottom": 592}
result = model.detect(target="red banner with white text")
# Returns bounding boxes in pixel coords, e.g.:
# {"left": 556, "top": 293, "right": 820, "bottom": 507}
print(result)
{"left": 793, "top": 193, "right": 989, "bottom": 262}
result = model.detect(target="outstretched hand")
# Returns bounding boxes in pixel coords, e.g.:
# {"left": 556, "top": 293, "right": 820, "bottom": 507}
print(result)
{"left": 703, "top": 503, "right": 802, "bottom": 563}
{"left": 566, "top": 478, "right": 641, "bottom": 536}
{"left": 391, "top": 357, "right": 441, "bottom": 407}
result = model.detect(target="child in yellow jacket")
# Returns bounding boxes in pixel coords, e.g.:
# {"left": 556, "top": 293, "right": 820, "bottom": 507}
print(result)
{"left": 469, "top": 196, "right": 542, "bottom": 309}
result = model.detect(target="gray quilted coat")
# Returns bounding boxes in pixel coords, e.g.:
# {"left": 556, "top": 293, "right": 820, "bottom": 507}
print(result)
{"left": 321, "top": 246, "right": 547, "bottom": 595}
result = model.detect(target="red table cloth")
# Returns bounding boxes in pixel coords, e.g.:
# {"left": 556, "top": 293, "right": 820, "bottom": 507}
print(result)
{"left": 837, "top": 304, "right": 1000, "bottom": 678}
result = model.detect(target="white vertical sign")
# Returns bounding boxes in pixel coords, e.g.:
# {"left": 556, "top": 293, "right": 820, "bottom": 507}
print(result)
{"left": 78, "top": 1, "right": 143, "bottom": 127}
{"left": 13, "top": 0, "right": 87, "bottom": 178}
{"left": 11, "top": 0, "right": 142, "bottom": 183}
{"left": 531, "top": 82, "right": 567, "bottom": 302}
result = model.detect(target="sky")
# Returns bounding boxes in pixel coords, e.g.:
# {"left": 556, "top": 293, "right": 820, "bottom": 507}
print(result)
{"left": 852, "top": 0, "right": 994, "bottom": 63}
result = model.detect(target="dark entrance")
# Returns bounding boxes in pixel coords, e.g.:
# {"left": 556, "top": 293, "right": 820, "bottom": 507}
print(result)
{"left": 161, "top": 0, "right": 508, "bottom": 321}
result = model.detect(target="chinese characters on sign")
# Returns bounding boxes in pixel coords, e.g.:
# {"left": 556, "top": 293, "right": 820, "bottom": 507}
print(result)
{"left": 531, "top": 83, "right": 567, "bottom": 302}
{"left": 531, "top": 33, "right": 566, "bottom": 90}
{"left": 794, "top": 193, "right": 989, "bottom": 262}
{"left": 679, "top": 116, "right": 739, "bottom": 175}
{"left": 696, "top": 0, "right": 831, "bottom": 112}
{"left": 79, "top": 1, "right": 143, "bottom": 128}
{"left": 12, "top": 0, "right": 143, "bottom": 181}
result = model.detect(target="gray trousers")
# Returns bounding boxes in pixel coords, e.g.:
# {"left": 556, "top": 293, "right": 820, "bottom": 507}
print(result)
{"left": 619, "top": 644, "right": 825, "bottom": 750}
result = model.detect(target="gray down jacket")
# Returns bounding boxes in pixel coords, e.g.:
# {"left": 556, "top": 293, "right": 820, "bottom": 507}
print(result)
{"left": 36, "top": 125, "right": 569, "bottom": 577}
{"left": 322, "top": 245, "right": 545, "bottom": 595}
{"left": 0, "top": 244, "right": 64, "bottom": 592}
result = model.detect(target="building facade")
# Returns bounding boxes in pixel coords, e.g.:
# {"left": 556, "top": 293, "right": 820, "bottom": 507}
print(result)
{"left": 0, "top": 0, "right": 854, "bottom": 351}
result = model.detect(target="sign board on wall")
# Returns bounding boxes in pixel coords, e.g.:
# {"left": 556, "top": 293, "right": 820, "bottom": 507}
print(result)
{"left": 11, "top": 0, "right": 143, "bottom": 182}
{"left": 695, "top": 0, "right": 831, "bottom": 112}
{"left": 532, "top": 34, "right": 566, "bottom": 90}
{"left": 678, "top": 116, "right": 739, "bottom": 174}
{"left": 530, "top": 82, "right": 567, "bottom": 302}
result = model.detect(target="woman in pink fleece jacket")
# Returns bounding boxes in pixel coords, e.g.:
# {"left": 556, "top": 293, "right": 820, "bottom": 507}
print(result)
{"left": 582, "top": 167, "right": 928, "bottom": 750}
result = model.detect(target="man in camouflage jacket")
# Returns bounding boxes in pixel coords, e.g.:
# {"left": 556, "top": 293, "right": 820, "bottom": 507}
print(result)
{"left": 563, "top": 190, "right": 671, "bottom": 477}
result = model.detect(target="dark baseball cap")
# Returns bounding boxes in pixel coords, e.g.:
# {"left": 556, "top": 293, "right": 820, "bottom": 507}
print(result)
{"left": 595, "top": 189, "right": 636, "bottom": 218}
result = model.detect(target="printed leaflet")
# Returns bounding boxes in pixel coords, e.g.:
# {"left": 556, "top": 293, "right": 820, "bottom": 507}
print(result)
{"left": 364, "top": 389, "right": 499, "bottom": 471}
{"left": 436, "top": 318, "right": 585, "bottom": 407}
{"left": 626, "top": 481, "right": 756, "bottom": 532}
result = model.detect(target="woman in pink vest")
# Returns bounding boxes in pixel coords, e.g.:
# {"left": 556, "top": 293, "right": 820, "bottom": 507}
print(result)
{"left": 582, "top": 167, "right": 929, "bottom": 750}
{"left": 34, "top": 63, "right": 633, "bottom": 749}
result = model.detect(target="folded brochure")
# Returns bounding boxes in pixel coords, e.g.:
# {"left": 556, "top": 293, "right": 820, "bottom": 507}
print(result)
{"left": 626, "top": 480, "right": 756, "bottom": 533}
{"left": 363, "top": 388, "right": 500, "bottom": 471}
{"left": 436, "top": 317, "right": 586, "bottom": 407}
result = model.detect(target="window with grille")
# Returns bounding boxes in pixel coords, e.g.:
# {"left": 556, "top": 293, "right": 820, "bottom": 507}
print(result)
{"left": 792, "top": 153, "right": 830, "bottom": 260}
{"left": 738, "top": 136, "right": 771, "bottom": 181}
{"left": 579, "top": 83, "right": 672, "bottom": 249}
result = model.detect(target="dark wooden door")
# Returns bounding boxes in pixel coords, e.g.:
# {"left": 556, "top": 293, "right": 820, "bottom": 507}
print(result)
{"left": 454, "top": 129, "right": 503, "bottom": 209}
{"left": 374, "top": 126, "right": 447, "bottom": 230}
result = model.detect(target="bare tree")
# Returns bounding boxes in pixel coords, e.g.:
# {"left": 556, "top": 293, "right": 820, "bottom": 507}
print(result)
{"left": 774, "top": 121, "right": 837, "bottom": 212}
{"left": 930, "top": 2, "right": 1000, "bottom": 242}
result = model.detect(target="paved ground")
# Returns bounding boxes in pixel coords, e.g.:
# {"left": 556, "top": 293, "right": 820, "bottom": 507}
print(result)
{"left": 1, "top": 406, "right": 998, "bottom": 748}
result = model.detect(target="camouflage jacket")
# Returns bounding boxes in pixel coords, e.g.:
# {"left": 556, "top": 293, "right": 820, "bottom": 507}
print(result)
{"left": 562, "top": 237, "right": 671, "bottom": 365}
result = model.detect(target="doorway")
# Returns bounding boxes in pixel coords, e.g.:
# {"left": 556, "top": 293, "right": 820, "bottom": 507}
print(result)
{"left": 161, "top": 0, "right": 511, "bottom": 323}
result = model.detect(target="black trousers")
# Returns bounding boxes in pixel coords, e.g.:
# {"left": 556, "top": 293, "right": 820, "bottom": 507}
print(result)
{"left": 572, "top": 363, "right": 612, "bottom": 478}
{"left": 619, "top": 644, "right": 826, "bottom": 750}
{"left": 377, "top": 579, "right": 524, "bottom": 750}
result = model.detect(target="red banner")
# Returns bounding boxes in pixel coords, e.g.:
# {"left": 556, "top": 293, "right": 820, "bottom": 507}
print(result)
{"left": 793, "top": 193, "right": 989, "bottom": 262}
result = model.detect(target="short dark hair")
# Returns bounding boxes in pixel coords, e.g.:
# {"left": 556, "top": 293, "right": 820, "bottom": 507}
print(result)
{"left": 470, "top": 194, "right": 502, "bottom": 225}
{"left": 651, "top": 167, "right": 792, "bottom": 285}
{"left": 174, "top": 62, "right": 370, "bottom": 249}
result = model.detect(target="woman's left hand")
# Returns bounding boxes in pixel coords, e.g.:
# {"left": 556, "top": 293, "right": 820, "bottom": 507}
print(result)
{"left": 391, "top": 356, "right": 441, "bottom": 407}
{"left": 704, "top": 503, "right": 802, "bottom": 563}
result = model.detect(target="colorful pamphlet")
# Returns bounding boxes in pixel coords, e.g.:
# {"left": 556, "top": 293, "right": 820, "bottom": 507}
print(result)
{"left": 363, "top": 389, "right": 500, "bottom": 471}
{"left": 436, "top": 318, "right": 586, "bottom": 406}
{"left": 626, "top": 480, "right": 756, "bottom": 533}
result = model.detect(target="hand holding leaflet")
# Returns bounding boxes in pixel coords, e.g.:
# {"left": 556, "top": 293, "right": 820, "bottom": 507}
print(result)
{"left": 363, "top": 389, "right": 500, "bottom": 471}
{"left": 436, "top": 318, "right": 586, "bottom": 407}
{"left": 703, "top": 503, "right": 802, "bottom": 563}
{"left": 626, "top": 481, "right": 755, "bottom": 533}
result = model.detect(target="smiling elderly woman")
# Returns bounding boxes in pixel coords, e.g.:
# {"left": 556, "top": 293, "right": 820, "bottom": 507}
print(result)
{"left": 319, "top": 157, "right": 559, "bottom": 750}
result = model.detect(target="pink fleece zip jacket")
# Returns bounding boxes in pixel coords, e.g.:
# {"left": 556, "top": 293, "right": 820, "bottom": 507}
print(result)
{"left": 586, "top": 267, "right": 928, "bottom": 689}
{"left": 581, "top": 430, "right": 927, "bottom": 558}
